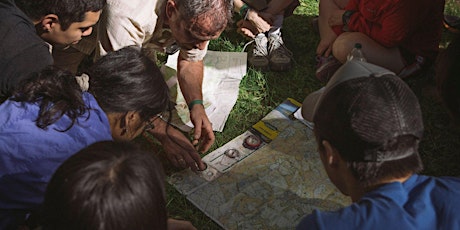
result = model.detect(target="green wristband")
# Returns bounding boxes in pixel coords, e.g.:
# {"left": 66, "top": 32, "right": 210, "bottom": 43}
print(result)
{"left": 239, "top": 3, "right": 250, "bottom": 17}
{"left": 188, "top": 99, "right": 203, "bottom": 110}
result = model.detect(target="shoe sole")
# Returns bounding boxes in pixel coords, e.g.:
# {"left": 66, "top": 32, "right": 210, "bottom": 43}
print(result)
{"left": 269, "top": 61, "right": 292, "bottom": 72}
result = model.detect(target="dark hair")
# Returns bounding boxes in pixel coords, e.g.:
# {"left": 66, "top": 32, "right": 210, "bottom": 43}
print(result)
{"left": 14, "top": 0, "right": 106, "bottom": 30}
{"left": 12, "top": 46, "right": 169, "bottom": 131}
{"left": 175, "top": 0, "right": 233, "bottom": 34}
{"left": 42, "top": 141, "right": 168, "bottom": 230}
{"left": 314, "top": 76, "right": 424, "bottom": 187}
{"left": 436, "top": 35, "right": 460, "bottom": 126}
{"left": 12, "top": 66, "right": 87, "bottom": 131}
{"left": 87, "top": 46, "right": 170, "bottom": 122}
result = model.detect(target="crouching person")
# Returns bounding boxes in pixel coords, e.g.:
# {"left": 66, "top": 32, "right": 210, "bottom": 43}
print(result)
{"left": 298, "top": 60, "right": 460, "bottom": 229}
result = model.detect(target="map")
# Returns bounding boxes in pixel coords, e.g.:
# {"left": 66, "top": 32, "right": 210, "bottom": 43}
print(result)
{"left": 168, "top": 99, "right": 351, "bottom": 229}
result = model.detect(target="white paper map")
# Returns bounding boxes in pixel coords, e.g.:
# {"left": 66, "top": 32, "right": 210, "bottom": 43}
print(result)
{"left": 164, "top": 51, "right": 247, "bottom": 132}
{"left": 168, "top": 99, "right": 351, "bottom": 229}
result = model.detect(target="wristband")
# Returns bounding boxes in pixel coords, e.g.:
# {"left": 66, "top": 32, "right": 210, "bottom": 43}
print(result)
{"left": 239, "top": 3, "right": 250, "bottom": 17}
{"left": 188, "top": 99, "right": 203, "bottom": 110}
{"left": 342, "top": 10, "right": 356, "bottom": 26}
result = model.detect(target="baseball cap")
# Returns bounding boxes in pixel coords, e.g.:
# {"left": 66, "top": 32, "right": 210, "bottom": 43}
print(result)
{"left": 301, "top": 60, "right": 424, "bottom": 162}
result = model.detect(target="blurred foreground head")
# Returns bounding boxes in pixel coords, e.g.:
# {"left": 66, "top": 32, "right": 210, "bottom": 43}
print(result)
{"left": 43, "top": 141, "right": 168, "bottom": 230}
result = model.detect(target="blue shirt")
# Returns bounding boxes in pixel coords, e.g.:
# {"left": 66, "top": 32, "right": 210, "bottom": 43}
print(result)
{"left": 297, "top": 174, "right": 460, "bottom": 230}
{"left": 0, "top": 93, "right": 112, "bottom": 213}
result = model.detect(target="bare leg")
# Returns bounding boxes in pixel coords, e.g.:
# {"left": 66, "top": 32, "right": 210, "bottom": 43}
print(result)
{"left": 317, "top": 0, "right": 348, "bottom": 57}
{"left": 332, "top": 32, "right": 405, "bottom": 73}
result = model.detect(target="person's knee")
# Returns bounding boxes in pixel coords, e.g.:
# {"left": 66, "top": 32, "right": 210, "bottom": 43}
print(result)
{"left": 332, "top": 33, "right": 353, "bottom": 62}
{"left": 332, "top": 32, "right": 367, "bottom": 62}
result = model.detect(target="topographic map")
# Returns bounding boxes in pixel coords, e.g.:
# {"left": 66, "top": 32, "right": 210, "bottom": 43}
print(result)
{"left": 168, "top": 99, "right": 351, "bottom": 229}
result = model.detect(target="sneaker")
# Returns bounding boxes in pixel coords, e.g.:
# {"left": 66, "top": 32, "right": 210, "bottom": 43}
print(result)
{"left": 268, "top": 32, "right": 293, "bottom": 71}
{"left": 248, "top": 34, "right": 269, "bottom": 71}
{"left": 315, "top": 55, "right": 342, "bottom": 83}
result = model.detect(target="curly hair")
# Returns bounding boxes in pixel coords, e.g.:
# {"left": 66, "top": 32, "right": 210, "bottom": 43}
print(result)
{"left": 12, "top": 46, "right": 170, "bottom": 132}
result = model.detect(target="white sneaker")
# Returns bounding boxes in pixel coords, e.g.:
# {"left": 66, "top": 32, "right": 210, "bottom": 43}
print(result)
{"left": 248, "top": 34, "right": 269, "bottom": 71}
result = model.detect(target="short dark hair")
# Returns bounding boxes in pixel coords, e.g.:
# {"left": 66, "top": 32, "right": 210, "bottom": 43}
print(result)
{"left": 14, "top": 0, "right": 106, "bottom": 30}
{"left": 175, "top": 0, "right": 233, "bottom": 34}
{"left": 314, "top": 75, "right": 424, "bottom": 187}
{"left": 42, "top": 141, "right": 168, "bottom": 230}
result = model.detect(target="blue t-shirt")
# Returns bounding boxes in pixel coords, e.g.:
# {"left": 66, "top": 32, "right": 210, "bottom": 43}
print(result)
{"left": 0, "top": 93, "right": 112, "bottom": 223}
{"left": 297, "top": 174, "right": 460, "bottom": 230}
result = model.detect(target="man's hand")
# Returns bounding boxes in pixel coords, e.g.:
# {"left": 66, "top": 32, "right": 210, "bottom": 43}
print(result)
{"left": 147, "top": 118, "right": 206, "bottom": 171}
{"left": 176, "top": 58, "right": 215, "bottom": 155}
{"left": 189, "top": 104, "right": 215, "bottom": 153}
{"left": 246, "top": 10, "right": 272, "bottom": 34}
{"left": 167, "top": 218, "right": 197, "bottom": 230}
{"left": 237, "top": 20, "right": 257, "bottom": 38}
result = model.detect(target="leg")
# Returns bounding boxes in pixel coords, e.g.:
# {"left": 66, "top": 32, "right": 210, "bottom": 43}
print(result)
{"left": 332, "top": 32, "right": 405, "bottom": 73}
{"left": 317, "top": 0, "right": 348, "bottom": 57}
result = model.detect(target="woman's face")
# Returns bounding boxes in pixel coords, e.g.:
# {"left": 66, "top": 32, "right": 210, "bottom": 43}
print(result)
{"left": 109, "top": 112, "right": 148, "bottom": 141}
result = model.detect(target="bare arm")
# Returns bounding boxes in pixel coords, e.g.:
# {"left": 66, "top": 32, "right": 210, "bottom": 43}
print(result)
{"left": 177, "top": 56, "right": 215, "bottom": 153}
{"left": 147, "top": 117, "right": 205, "bottom": 171}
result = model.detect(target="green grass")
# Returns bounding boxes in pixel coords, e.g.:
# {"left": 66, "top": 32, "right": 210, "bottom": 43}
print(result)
{"left": 137, "top": 0, "right": 460, "bottom": 228}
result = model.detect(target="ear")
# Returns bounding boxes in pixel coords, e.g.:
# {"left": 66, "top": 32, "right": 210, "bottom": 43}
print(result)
{"left": 322, "top": 140, "right": 341, "bottom": 168}
{"left": 40, "top": 14, "right": 59, "bottom": 32}
{"left": 165, "top": 0, "right": 178, "bottom": 20}
{"left": 124, "top": 111, "right": 140, "bottom": 126}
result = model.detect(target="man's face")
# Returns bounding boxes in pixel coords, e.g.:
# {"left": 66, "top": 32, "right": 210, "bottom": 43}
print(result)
{"left": 168, "top": 9, "right": 224, "bottom": 50}
{"left": 45, "top": 11, "right": 101, "bottom": 46}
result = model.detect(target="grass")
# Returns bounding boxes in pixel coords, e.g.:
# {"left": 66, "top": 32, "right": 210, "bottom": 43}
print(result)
{"left": 137, "top": 0, "right": 460, "bottom": 229}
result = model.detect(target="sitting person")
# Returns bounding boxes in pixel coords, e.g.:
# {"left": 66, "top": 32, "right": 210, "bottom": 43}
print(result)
{"left": 298, "top": 60, "right": 460, "bottom": 229}
{"left": 0, "top": 46, "right": 174, "bottom": 228}
{"left": 42, "top": 141, "right": 196, "bottom": 230}
{"left": 314, "top": 0, "right": 445, "bottom": 83}
{"left": 233, "top": 0, "right": 299, "bottom": 71}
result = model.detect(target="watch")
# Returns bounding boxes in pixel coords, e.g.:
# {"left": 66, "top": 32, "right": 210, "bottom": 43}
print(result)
{"left": 342, "top": 10, "right": 356, "bottom": 26}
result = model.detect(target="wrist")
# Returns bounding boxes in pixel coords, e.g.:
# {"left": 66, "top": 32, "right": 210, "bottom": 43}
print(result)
{"left": 188, "top": 99, "right": 204, "bottom": 111}
{"left": 239, "top": 3, "right": 250, "bottom": 17}
{"left": 146, "top": 118, "right": 168, "bottom": 139}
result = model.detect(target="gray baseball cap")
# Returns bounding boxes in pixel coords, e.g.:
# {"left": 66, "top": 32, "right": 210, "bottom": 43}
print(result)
{"left": 301, "top": 60, "right": 424, "bottom": 162}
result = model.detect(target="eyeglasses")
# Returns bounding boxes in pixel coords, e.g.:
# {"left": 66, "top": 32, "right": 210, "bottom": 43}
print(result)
{"left": 143, "top": 114, "right": 163, "bottom": 132}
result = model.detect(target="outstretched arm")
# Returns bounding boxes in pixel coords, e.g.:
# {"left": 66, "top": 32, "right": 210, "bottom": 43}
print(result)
{"left": 177, "top": 56, "right": 215, "bottom": 154}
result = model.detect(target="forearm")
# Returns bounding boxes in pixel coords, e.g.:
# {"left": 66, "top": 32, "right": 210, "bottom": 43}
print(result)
{"left": 177, "top": 57, "right": 204, "bottom": 104}
{"left": 234, "top": 0, "right": 246, "bottom": 12}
